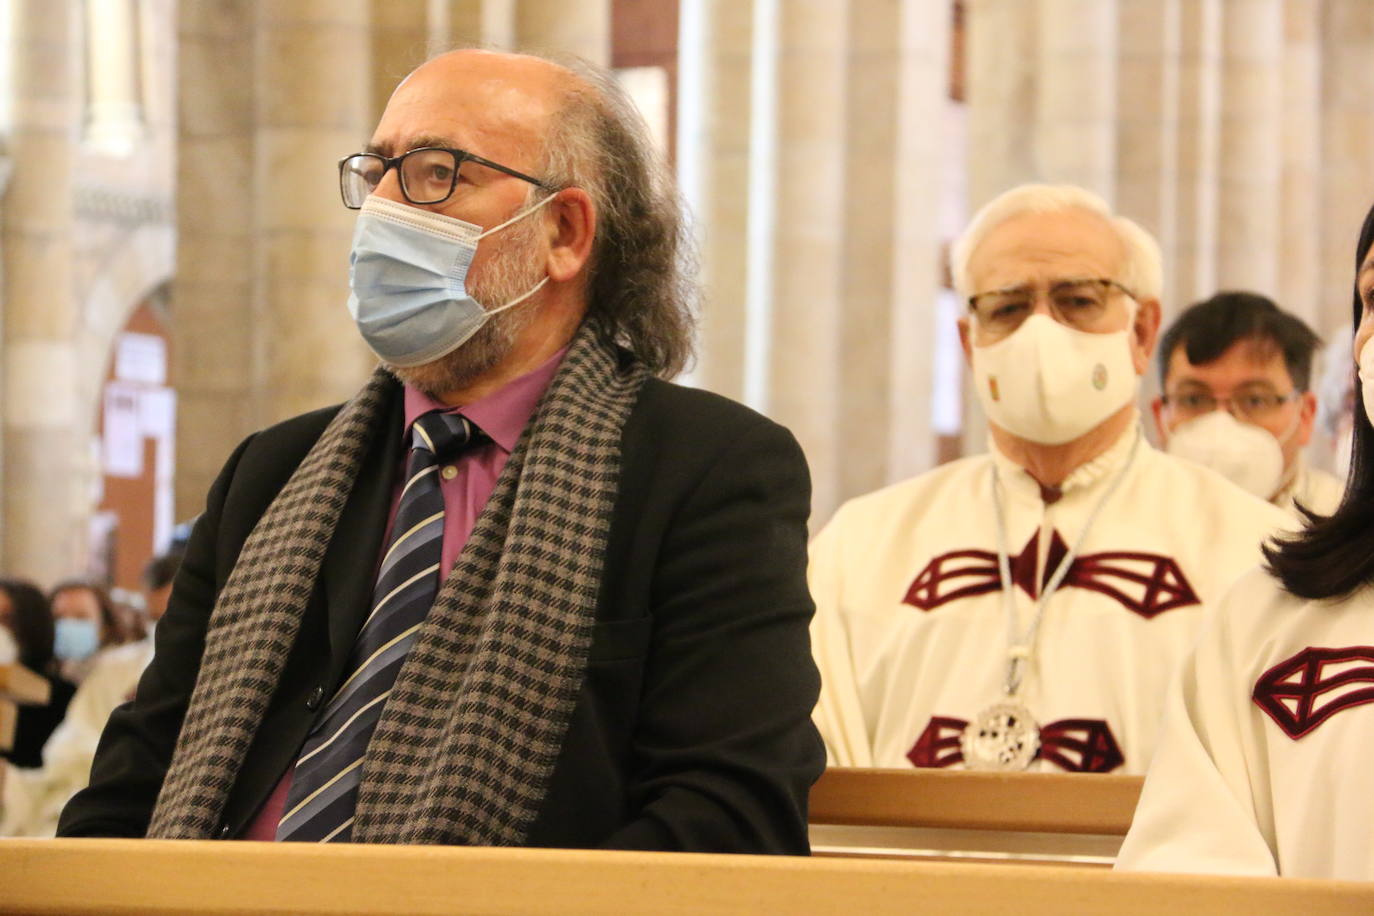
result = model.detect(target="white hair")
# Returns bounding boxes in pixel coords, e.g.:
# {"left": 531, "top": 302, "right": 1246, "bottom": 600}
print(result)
{"left": 950, "top": 183, "right": 1163, "bottom": 304}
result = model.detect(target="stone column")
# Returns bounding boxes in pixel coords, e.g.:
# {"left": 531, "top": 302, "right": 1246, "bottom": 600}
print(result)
{"left": 254, "top": 1, "right": 377, "bottom": 425}
{"left": 1319, "top": 0, "right": 1374, "bottom": 337}
{"left": 1214, "top": 0, "right": 1283, "bottom": 294}
{"left": 1114, "top": 0, "right": 1179, "bottom": 309}
{"left": 174, "top": 2, "right": 258, "bottom": 519}
{"left": 966, "top": 0, "right": 1039, "bottom": 208}
{"left": 0, "top": 1, "right": 82, "bottom": 584}
{"left": 371, "top": 0, "right": 431, "bottom": 122}
{"left": 677, "top": 0, "right": 752, "bottom": 402}
{"left": 1169, "top": 0, "right": 1222, "bottom": 308}
{"left": 1033, "top": 0, "right": 1118, "bottom": 196}
{"left": 517, "top": 0, "right": 611, "bottom": 64}
{"left": 839, "top": 0, "right": 952, "bottom": 492}
{"left": 1277, "top": 0, "right": 1321, "bottom": 324}
{"left": 765, "top": 0, "right": 848, "bottom": 522}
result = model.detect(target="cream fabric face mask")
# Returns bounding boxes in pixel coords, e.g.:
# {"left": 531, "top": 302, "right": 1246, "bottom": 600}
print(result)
{"left": 971, "top": 313, "right": 1140, "bottom": 446}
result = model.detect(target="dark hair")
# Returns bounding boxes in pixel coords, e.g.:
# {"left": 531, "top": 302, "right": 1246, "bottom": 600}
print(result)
{"left": 1157, "top": 291, "right": 1321, "bottom": 391}
{"left": 49, "top": 580, "right": 120, "bottom": 646}
{"left": 0, "top": 578, "right": 54, "bottom": 671}
{"left": 1265, "top": 203, "right": 1374, "bottom": 598}
{"left": 537, "top": 56, "right": 696, "bottom": 378}
{"left": 143, "top": 549, "right": 184, "bottom": 592}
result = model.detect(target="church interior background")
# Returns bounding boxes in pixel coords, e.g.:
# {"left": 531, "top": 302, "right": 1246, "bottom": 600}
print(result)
{"left": 0, "top": 0, "right": 1371, "bottom": 596}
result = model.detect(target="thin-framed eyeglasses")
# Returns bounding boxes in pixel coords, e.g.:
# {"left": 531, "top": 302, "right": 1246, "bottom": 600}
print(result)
{"left": 338, "top": 146, "right": 554, "bottom": 209}
{"left": 968, "top": 277, "right": 1137, "bottom": 340}
{"left": 1161, "top": 387, "right": 1301, "bottom": 424}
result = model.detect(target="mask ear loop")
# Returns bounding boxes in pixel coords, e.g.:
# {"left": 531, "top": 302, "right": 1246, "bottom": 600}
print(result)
{"left": 472, "top": 192, "right": 559, "bottom": 316}
{"left": 475, "top": 190, "right": 558, "bottom": 241}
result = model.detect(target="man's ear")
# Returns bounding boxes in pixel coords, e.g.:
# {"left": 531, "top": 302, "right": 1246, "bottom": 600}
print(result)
{"left": 544, "top": 188, "right": 596, "bottom": 283}
{"left": 1150, "top": 396, "right": 1169, "bottom": 444}
{"left": 958, "top": 315, "right": 974, "bottom": 368}
{"left": 1130, "top": 298, "right": 1162, "bottom": 375}
{"left": 1297, "top": 389, "right": 1318, "bottom": 447}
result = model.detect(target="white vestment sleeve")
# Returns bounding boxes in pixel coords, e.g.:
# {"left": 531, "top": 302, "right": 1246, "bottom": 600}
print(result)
{"left": 1115, "top": 576, "right": 1278, "bottom": 875}
{"left": 808, "top": 515, "right": 873, "bottom": 767}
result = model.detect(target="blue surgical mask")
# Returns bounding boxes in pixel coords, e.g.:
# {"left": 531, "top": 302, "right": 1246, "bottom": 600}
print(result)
{"left": 347, "top": 195, "right": 552, "bottom": 367}
{"left": 54, "top": 617, "right": 100, "bottom": 662}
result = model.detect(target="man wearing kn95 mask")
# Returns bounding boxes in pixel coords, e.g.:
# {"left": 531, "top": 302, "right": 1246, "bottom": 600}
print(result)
{"left": 809, "top": 184, "right": 1286, "bottom": 776}
{"left": 59, "top": 49, "right": 823, "bottom": 852}
{"left": 1151, "top": 291, "right": 1343, "bottom": 521}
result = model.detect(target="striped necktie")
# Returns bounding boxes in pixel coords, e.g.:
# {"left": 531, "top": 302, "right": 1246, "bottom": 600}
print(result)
{"left": 276, "top": 410, "right": 482, "bottom": 842}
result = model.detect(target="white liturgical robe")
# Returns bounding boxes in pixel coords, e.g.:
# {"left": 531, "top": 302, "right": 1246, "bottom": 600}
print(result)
{"left": 809, "top": 420, "right": 1289, "bottom": 774}
{"left": 1115, "top": 567, "right": 1374, "bottom": 879}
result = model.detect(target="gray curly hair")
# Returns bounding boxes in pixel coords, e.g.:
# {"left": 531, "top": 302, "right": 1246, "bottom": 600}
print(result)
{"left": 532, "top": 54, "right": 697, "bottom": 378}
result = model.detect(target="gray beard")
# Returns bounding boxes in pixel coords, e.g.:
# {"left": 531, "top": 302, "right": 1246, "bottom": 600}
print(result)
{"left": 387, "top": 224, "right": 544, "bottom": 398}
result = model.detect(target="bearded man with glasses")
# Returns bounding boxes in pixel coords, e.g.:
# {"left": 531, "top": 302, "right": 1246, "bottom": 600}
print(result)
{"left": 1151, "top": 291, "right": 1343, "bottom": 519}
{"left": 59, "top": 49, "right": 823, "bottom": 852}
{"left": 809, "top": 184, "right": 1286, "bottom": 776}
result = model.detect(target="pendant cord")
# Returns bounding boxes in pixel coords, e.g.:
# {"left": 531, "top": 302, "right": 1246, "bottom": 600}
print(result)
{"left": 990, "top": 427, "right": 1142, "bottom": 697}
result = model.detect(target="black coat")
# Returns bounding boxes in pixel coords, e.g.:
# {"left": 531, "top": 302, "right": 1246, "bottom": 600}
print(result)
{"left": 58, "top": 377, "right": 825, "bottom": 852}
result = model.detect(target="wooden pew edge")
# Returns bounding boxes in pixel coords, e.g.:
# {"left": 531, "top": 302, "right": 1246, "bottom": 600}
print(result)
{"left": 1, "top": 839, "right": 1370, "bottom": 916}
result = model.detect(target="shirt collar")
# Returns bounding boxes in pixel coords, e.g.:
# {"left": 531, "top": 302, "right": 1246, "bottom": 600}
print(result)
{"left": 401, "top": 346, "right": 568, "bottom": 454}
{"left": 990, "top": 411, "right": 1142, "bottom": 502}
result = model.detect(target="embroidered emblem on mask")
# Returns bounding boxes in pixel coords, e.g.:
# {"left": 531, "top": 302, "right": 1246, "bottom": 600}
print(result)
{"left": 908, "top": 716, "right": 1124, "bottom": 773}
{"left": 1092, "top": 363, "right": 1108, "bottom": 390}
{"left": 902, "top": 530, "right": 1201, "bottom": 619}
{"left": 1253, "top": 646, "right": 1374, "bottom": 740}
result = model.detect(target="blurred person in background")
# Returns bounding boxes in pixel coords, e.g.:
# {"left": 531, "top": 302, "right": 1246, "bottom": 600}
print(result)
{"left": 1, "top": 550, "right": 184, "bottom": 836}
{"left": 0, "top": 580, "right": 76, "bottom": 769}
{"left": 1152, "top": 292, "right": 1343, "bottom": 519}
{"left": 48, "top": 581, "right": 121, "bottom": 684}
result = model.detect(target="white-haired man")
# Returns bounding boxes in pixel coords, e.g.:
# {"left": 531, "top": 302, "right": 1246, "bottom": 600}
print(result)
{"left": 809, "top": 184, "right": 1286, "bottom": 775}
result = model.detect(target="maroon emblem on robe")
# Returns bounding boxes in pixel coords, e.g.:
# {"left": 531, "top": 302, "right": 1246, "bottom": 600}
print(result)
{"left": 1253, "top": 646, "right": 1374, "bottom": 740}
{"left": 906, "top": 715, "right": 1124, "bottom": 773}
{"left": 902, "top": 530, "right": 1199, "bottom": 620}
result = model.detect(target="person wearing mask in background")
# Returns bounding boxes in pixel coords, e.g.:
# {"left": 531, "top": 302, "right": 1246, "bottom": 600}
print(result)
{"left": 1115, "top": 201, "right": 1374, "bottom": 881}
{"left": 1, "top": 551, "right": 185, "bottom": 836}
{"left": 48, "top": 582, "right": 121, "bottom": 685}
{"left": 1152, "top": 292, "right": 1344, "bottom": 519}
{"left": 59, "top": 49, "right": 821, "bottom": 850}
{"left": 0, "top": 581, "right": 75, "bottom": 769}
{"left": 809, "top": 184, "right": 1287, "bottom": 776}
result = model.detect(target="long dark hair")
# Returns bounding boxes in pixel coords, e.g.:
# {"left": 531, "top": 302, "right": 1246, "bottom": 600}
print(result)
{"left": 0, "top": 578, "right": 54, "bottom": 671}
{"left": 1265, "top": 202, "right": 1374, "bottom": 598}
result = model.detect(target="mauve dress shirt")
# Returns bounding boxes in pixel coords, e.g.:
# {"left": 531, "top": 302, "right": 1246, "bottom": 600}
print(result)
{"left": 241, "top": 347, "right": 567, "bottom": 839}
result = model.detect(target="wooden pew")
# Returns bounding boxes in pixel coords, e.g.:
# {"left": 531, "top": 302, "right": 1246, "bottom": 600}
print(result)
{"left": 809, "top": 767, "right": 1143, "bottom": 865}
{"left": 0, "top": 839, "right": 1370, "bottom": 915}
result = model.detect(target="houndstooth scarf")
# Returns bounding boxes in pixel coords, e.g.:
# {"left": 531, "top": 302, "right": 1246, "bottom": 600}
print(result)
{"left": 147, "top": 323, "right": 647, "bottom": 844}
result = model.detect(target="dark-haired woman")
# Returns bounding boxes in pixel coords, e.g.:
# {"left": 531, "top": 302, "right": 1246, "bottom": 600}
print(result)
{"left": 1115, "top": 203, "right": 1374, "bottom": 880}
{"left": 0, "top": 580, "right": 77, "bottom": 769}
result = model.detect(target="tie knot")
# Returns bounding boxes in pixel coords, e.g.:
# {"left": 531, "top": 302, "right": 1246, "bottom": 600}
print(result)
{"left": 410, "top": 411, "right": 481, "bottom": 461}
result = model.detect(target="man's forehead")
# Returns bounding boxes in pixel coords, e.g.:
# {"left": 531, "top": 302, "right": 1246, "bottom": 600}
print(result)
{"left": 370, "top": 51, "right": 566, "bottom": 160}
{"left": 1167, "top": 338, "right": 1291, "bottom": 387}
{"left": 968, "top": 208, "right": 1125, "bottom": 289}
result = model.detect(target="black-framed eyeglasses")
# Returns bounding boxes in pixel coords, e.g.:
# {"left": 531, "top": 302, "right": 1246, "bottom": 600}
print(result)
{"left": 338, "top": 146, "right": 554, "bottom": 209}
{"left": 968, "top": 277, "right": 1137, "bottom": 340}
